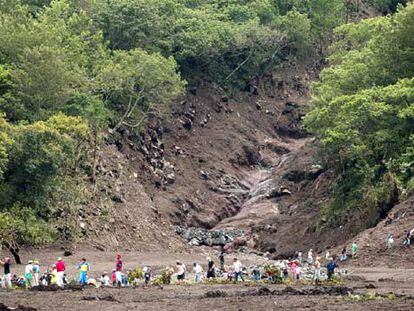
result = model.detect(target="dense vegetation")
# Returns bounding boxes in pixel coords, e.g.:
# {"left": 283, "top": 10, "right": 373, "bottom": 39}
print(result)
{"left": 0, "top": 0, "right": 409, "bottom": 256}
{"left": 306, "top": 2, "right": 414, "bottom": 227}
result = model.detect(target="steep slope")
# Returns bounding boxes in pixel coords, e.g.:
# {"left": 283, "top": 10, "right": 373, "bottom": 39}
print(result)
{"left": 339, "top": 195, "right": 414, "bottom": 268}
{"left": 81, "top": 144, "right": 186, "bottom": 252}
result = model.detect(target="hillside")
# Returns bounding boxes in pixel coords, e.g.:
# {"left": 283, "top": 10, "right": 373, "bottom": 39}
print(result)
{"left": 0, "top": 0, "right": 412, "bottom": 266}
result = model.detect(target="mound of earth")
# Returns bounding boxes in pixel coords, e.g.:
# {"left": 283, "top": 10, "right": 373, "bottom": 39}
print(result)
{"left": 338, "top": 195, "right": 414, "bottom": 268}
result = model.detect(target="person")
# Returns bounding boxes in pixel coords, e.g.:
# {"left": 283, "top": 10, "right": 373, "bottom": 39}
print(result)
{"left": 325, "top": 251, "right": 330, "bottom": 262}
{"left": 0, "top": 258, "right": 12, "bottom": 288}
{"left": 326, "top": 257, "right": 338, "bottom": 280}
{"left": 340, "top": 248, "right": 347, "bottom": 262}
{"left": 351, "top": 242, "right": 358, "bottom": 258}
{"left": 176, "top": 261, "right": 185, "bottom": 284}
{"left": 100, "top": 272, "right": 111, "bottom": 286}
{"left": 50, "top": 265, "right": 58, "bottom": 285}
{"left": 404, "top": 230, "right": 411, "bottom": 246}
{"left": 111, "top": 269, "right": 116, "bottom": 286}
{"left": 77, "top": 258, "right": 90, "bottom": 285}
{"left": 410, "top": 228, "right": 414, "bottom": 245}
{"left": 193, "top": 262, "right": 203, "bottom": 283}
{"left": 288, "top": 260, "right": 300, "bottom": 281}
{"left": 219, "top": 248, "right": 225, "bottom": 271}
{"left": 232, "top": 258, "right": 244, "bottom": 283}
{"left": 25, "top": 260, "right": 34, "bottom": 288}
{"left": 252, "top": 266, "right": 261, "bottom": 281}
{"left": 55, "top": 257, "right": 66, "bottom": 287}
{"left": 307, "top": 249, "right": 313, "bottom": 265}
{"left": 206, "top": 257, "right": 215, "bottom": 279}
{"left": 298, "top": 252, "right": 303, "bottom": 265}
{"left": 143, "top": 266, "right": 151, "bottom": 286}
{"left": 386, "top": 234, "right": 394, "bottom": 250}
{"left": 313, "top": 257, "right": 321, "bottom": 284}
{"left": 32, "top": 260, "right": 40, "bottom": 286}
{"left": 115, "top": 254, "right": 123, "bottom": 287}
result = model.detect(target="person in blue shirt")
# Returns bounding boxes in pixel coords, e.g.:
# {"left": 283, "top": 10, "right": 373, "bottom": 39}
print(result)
{"left": 77, "top": 258, "right": 90, "bottom": 285}
{"left": 326, "top": 257, "right": 338, "bottom": 280}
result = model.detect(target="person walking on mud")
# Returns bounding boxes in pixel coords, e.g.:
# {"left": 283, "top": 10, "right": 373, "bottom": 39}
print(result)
{"left": 77, "top": 258, "right": 90, "bottom": 285}
{"left": 326, "top": 257, "right": 338, "bottom": 280}
{"left": 25, "top": 260, "right": 34, "bottom": 288}
{"left": 307, "top": 249, "right": 314, "bottom": 265}
{"left": 233, "top": 258, "right": 244, "bottom": 283}
{"left": 298, "top": 251, "right": 303, "bottom": 265}
{"left": 55, "top": 257, "right": 66, "bottom": 287}
{"left": 219, "top": 246, "right": 225, "bottom": 271}
{"left": 340, "top": 247, "right": 347, "bottom": 262}
{"left": 313, "top": 257, "right": 321, "bottom": 285}
{"left": 32, "top": 260, "right": 40, "bottom": 287}
{"left": 0, "top": 257, "right": 12, "bottom": 288}
{"left": 193, "top": 262, "right": 203, "bottom": 283}
{"left": 115, "top": 254, "right": 123, "bottom": 287}
{"left": 176, "top": 261, "right": 186, "bottom": 284}
{"left": 386, "top": 234, "right": 394, "bottom": 250}
{"left": 206, "top": 257, "right": 215, "bottom": 279}
{"left": 351, "top": 242, "right": 357, "bottom": 259}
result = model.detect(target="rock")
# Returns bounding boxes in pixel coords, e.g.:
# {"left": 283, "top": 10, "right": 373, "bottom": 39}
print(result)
{"left": 189, "top": 238, "right": 200, "bottom": 246}
{"left": 175, "top": 226, "right": 244, "bottom": 246}
{"left": 63, "top": 250, "right": 72, "bottom": 257}
{"left": 200, "top": 170, "right": 209, "bottom": 180}
{"left": 183, "top": 118, "right": 193, "bottom": 130}
{"left": 256, "top": 103, "right": 262, "bottom": 110}
{"left": 221, "top": 96, "right": 229, "bottom": 102}
{"left": 111, "top": 194, "right": 125, "bottom": 203}
{"left": 0, "top": 304, "right": 37, "bottom": 311}
{"left": 189, "top": 86, "right": 197, "bottom": 95}
{"left": 166, "top": 173, "right": 175, "bottom": 184}
{"left": 205, "top": 290, "right": 228, "bottom": 298}
{"left": 267, "top": 186, "right": 292, "bottom": 198}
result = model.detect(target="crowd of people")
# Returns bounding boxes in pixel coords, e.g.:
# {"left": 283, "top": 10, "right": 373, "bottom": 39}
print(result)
{"left": 0, "top": 252, "right": 344, "bottom": 289}
{"left": 0, "top": 230, "right": 411, "bottom": 290}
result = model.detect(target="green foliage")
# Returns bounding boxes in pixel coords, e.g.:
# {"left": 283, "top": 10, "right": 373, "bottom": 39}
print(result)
{"left": 275, "top": 9, "right": 312, "bottom": 58}
{"left": 0, "top": 205, "right": 54, "bottom": 250}
{"left": 128, "top": 267, "right": 144, "bottom": 283}
{"left": 152, "top": 267, "right": 174, "bottom": 285}
{"left": 306, "top": 3, "right": 414, "bottom": 226}
{"left": 95, "top": 48, "right": 185, "bottom": 128}
{"left": 262, "top": 264, "right": 282, "bottom": 283}
{"left": 2, "top": 114, "right": 88, "bottom": 218}
{"left": 0, "top": 0, "right": 358, "bottom": 247}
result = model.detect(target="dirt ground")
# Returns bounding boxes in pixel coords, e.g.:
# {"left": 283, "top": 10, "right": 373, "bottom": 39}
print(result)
{"left": 2, "top": 248, "right": 414, "bottom": 311}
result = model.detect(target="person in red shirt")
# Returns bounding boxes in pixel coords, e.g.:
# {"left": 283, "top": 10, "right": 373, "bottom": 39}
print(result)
{"left": 55, "top": 257, "right": 66, "bottom": 287}
{"left": 115, "top": 254, "right": 123, "bottom": 287}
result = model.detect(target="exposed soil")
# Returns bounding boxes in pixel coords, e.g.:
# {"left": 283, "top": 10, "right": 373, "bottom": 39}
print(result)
{"left": 2, "top": 248, "right": 414, "bottom": 311}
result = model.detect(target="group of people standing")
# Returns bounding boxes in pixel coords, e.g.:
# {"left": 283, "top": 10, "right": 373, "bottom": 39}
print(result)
{"left": 175, "top": 257, "right": 244, "bottom": 284}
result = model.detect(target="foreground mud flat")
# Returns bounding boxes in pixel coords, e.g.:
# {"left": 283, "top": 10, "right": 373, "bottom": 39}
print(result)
{"left": 2, "top": 277, "right": 414, "bottom": 311}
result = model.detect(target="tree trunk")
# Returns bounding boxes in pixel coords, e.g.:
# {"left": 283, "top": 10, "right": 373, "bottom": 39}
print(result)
{"left": 4, "top": 243, "right": 21, "bottom": 264}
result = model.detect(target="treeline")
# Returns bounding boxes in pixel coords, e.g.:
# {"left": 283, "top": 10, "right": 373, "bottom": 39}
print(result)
{"left": 306, "top": 2, "right": 414, "bottom": 227}
{"left": 0, "top": 0, "right": 405, "bottom": 254}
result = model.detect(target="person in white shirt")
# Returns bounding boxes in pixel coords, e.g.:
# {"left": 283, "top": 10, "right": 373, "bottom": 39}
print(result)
{"left": 233, "top": 258, "right": 244, "bottom": 283}
{"left": 25, "top": 260, "right": 34, "bottom": 288}
{"left": 193, "top": 262, "right": 203, "bottom": 283}
{"left": 100, "top": 271, "right": 111, "bottom": 286}
{"left": 307, "top": 249, "right": 313, "bottom": 265}
{"left": 176, "top": 261, "right": 186, "bottom": 284}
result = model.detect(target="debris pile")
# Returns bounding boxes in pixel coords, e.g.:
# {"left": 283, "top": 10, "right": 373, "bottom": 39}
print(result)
{"left": 175, "top": 226, "right": 244, "bottom": 246}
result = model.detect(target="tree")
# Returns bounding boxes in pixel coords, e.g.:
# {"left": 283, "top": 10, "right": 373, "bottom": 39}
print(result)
{"left": 305, "top": 3, "right": 414, "bottom": 226}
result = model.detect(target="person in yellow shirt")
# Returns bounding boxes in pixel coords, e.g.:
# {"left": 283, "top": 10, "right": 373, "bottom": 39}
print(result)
{"left": 77, "top": 258, "right": 90, "bottom": 285}
{"left": 50, "top": 265, "right": 57, "bottom": 285}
